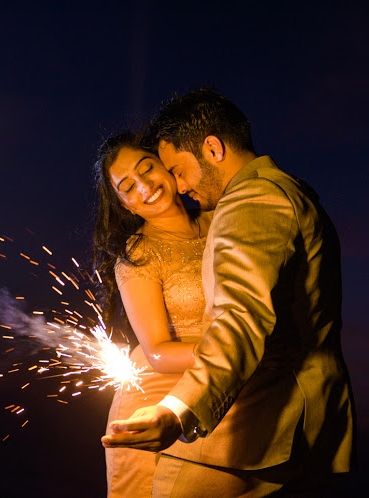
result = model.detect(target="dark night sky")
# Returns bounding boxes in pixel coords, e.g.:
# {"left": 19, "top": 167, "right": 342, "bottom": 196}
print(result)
{"left": 0, "top": 2, "right": 368, "bottom": 497}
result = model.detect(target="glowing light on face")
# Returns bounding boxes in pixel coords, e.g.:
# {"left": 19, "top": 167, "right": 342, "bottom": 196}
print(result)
{"left": 108, "top": 147, "right": 178, "bottom": 220}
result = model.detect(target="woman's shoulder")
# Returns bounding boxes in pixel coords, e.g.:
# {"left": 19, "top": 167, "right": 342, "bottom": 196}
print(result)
{"left": 119, "top": 233, "right": 158, "bottom": 266}
{"left": 114, "top": 235, "right": 162, "bottom": 285}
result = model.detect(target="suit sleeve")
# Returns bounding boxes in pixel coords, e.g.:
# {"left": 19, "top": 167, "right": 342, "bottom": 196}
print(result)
{"left": 168, "top": 177, "right": 298, "bottom": 433}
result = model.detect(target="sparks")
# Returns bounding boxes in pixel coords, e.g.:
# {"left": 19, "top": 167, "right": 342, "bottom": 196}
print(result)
{"left": 48, "top": 324, "right": 145, "bottom": 392}
{"left": 42, "top": 245, "right": 53, "bottom": 255}
{"left": 0, "top": 236, "right": 146, "bottom": 443}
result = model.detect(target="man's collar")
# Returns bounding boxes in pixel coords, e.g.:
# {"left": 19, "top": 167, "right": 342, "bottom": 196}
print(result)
{"left": 225, "top": 155, "right": 277, "bottom": 192}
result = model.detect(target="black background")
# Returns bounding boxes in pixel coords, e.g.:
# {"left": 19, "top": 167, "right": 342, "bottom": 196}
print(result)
{"left": 0, "top": 2, "right": 368, "bottom": 497}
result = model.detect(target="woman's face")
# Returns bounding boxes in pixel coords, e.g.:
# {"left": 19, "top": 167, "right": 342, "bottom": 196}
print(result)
{"left": 108, "top": 146, "right": 179, "bottom": 220}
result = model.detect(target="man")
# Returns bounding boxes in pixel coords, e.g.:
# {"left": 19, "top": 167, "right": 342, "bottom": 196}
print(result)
{"left": 102, "top": 89, "right": 355, "bottom": 496}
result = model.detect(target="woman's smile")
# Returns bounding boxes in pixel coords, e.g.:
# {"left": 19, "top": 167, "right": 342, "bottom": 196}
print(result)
{"left": 145, "top": 186, "right": 163, "bottom": 204}
{"left": 108, "top": 146, "right": 180, "bottom": 219}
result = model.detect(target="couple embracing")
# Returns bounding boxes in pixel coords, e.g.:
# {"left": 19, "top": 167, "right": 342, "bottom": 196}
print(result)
{"left": 94, "top": 88, "right": 354, "bottom": 497}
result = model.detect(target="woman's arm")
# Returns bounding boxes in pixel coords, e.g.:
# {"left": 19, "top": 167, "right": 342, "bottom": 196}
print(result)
{"left": 118, "top": 276, "right": 196, "bottom": 373}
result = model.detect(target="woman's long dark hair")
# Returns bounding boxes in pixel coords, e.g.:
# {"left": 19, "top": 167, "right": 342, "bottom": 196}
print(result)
{"left": 93, "top": 131, "right": 148, "bottom": 344}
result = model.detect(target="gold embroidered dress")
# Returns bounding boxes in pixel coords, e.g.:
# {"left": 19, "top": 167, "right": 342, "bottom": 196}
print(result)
{"left": 106, "top": 231, "right": 206, "bottom": 498}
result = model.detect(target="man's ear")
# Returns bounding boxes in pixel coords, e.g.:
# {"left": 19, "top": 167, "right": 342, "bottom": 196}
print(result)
{"left": 202, "top": 135, "right": 225, "bottom": 163}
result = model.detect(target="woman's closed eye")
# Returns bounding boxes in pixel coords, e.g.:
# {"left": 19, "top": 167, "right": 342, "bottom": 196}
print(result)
{"left": 118, "top": 162, "right": 153, "bottom": 194}
{"left": 120, "top": 181, "right": 135, "bottom": 193}
{"left": 125, "top": 184, "right": 134, "bottom": 193}
{"left": 138, "top": 163, "right": 153, "bottom": 175}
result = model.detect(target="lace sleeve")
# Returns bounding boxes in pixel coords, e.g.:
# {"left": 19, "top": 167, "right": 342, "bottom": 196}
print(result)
{"left": 114, "top": 237, "right": 162, "bottom": 288}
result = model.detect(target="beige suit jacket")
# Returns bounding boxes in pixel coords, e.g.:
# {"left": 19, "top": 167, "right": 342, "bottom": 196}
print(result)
{"left": 165, "top": 155, "right": 354, "bottom": 472}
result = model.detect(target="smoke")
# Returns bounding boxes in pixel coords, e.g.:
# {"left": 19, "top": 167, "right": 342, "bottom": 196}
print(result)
{"left": 0, "top": 288, "right": 141, "bottom": 394}
{"left": 0, "top": 288, "right": 70, "bottom": 355}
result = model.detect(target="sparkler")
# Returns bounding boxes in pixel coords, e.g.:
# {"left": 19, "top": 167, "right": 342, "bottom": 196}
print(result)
{"left": 45, "top": 323, "right": 145, "bottom": 393}
{"left": 0, "top": 233, "right": 146, "bottom": 442}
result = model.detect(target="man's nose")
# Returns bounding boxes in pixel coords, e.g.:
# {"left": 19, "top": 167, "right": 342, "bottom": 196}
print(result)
{"left": 176, "top": 176, "right": 188, "bottom": 195}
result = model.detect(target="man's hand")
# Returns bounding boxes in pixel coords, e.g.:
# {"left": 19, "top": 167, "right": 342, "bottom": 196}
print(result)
{"left": 101, "top": 405, "right": 182, "bottom": 452}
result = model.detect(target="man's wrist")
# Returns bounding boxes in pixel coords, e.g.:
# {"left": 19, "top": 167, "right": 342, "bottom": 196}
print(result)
{"left": 158, "top": 395, "right": 207, "bottom": 443}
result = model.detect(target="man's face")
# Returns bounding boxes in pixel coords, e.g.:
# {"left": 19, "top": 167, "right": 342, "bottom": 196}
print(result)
{"left": 158, "top": 140, "right": 224, "bottom": 211}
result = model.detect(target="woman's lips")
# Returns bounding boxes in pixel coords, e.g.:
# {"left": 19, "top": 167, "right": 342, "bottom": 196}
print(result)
{"left": 145, "top": 186, "right": 163, "bottom": 204}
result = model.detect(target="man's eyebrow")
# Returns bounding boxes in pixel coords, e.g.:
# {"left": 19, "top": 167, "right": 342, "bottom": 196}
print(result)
{"left": 115, "top": 156, "right": 152, "bottom": 190}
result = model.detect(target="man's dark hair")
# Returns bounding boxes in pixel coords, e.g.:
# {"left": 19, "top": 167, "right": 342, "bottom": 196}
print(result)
{"left": 148, "top": 87, "right": 255, "bottom": 157}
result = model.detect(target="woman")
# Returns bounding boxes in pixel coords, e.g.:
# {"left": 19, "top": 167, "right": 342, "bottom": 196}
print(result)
{"left": 93, "top": 131, "right": 211, "bottom": 498}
